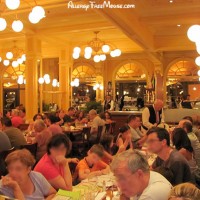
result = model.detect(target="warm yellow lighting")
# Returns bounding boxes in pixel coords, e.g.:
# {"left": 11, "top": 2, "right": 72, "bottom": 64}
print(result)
{"left": 198, "top": 70, "right": 200, "bottom": 76}
{"left": 5, "top": 0, "right": 20, "bottom": 10}
{"left": 84, "top": 47, "right": 92, "bottom": 54}
{"left": 72, "top": 52, "right": 79, "bottom": 59}
{"left": 73, "top": 47, "right": 81, "bottom": 53}
{"left": 38, "top": 77, "right": 44, "bottom": 84}
{"left": 187, "top": 25, "right": 200, "bottom": 42}
{"left": 6, "top": 52, "right": 13, "bottom": 59}
{"left": 12, "top": 20, "right": 23, "bottom": 32}
{"left": 195, "top": 56, "right": 200, "bottom": 66}
{"left": 94, "top": 55, "right": 100, "bottom": 62}
{"left": 0, "top": 18, "right": 7, "bottom": 31}
{"left": 102, "top": 45, "right": 110, "bottom": 53}
{"left": 45, "top": 78, "right": 50, "bottom": 84}
{"left": 43, "top": 74, "right": 50, "bottom": 80}
{"left": 100, "top": 54, "right": 106, "bottom": 61}
{"left": 3, "top": 60, "right": 9, "bottom": 66}
{"left": 12, "top": 61, "right": 18, "bottom": 68}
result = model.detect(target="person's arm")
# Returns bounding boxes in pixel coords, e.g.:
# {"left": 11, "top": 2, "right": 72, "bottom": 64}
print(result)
{"left": 45, "top": 187, "right": 56, "bottom": 200}
{"left": 142, "top": 108, "right": 154, "bottom": 129}
{"left": 79, "top": 169, "right": 102, "bottom": 180}
{"left": 110, "top": 100, "right": 114, "bottom": 111}
{"left": 1, "top": 176, "right": 25, "bottom": 200}
{"left": 48, "top": 156, "right": 72, "bottom": 191}
{"left": 103, "top": 150, "right": 113, "bottom": 161}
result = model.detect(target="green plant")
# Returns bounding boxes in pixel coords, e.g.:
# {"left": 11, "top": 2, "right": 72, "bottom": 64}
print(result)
{"left": 83, "top": 101, "right": 103, "bottom": 114}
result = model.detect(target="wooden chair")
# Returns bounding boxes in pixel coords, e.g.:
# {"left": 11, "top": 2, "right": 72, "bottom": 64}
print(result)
{"left": 18, "top": 123, "right": 29, "bottom": 131}
{"left": 96, "top": 125, "right": 103, "bottom": 143}
{"left": 105, "top": 123, "right": 111, "bottom": 134}
{"left": 20, "top": 143, "right": 37, "bottom": 159}
{"left": 110, "top": 121, "right": 116, "bottom": 135}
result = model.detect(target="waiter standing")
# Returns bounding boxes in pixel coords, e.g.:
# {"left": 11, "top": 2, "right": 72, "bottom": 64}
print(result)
{"left": 104, "top": 95, "right": 115, "bottom": 111}
{"left": 142, "top": 99, "right": 164, "bottom": 130}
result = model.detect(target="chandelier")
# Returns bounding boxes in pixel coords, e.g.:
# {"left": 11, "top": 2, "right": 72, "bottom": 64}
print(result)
{"left": 70, "top": 78, "right": 80, "bottom": 87}
{"left": 72, "top": 31, "right": 122, "bottom": 63}
{"left": 1, "top": 44, "right": 26, "bottom": 68}
{"left": 38, "top": 74, "right": 59, "bottom": 87}
{"left": 0, "top": 0, "right": 45, "bottom": 32}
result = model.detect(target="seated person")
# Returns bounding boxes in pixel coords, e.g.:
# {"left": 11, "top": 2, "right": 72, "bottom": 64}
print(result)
{"left": 0, "top": 149, "right": 56, "bottom": 199}
{"left": 127, "top": 115, "right": 146, "bottom": 148}
{"left": 104, "top": 111, "right": 112, "bottom": 124}
{"left": 34, "top": 134, "right": 78, "bottom": 191}
{"left": 116, "top": 125, "right": 133, "bottom": 152}
{"left": 74, "top": 144, "right": 110, "bottom": 181}
{"left": 47, "top": 114, "right": 63, "bottom": 136}
{"left": 147, "top": 127, "right": 192, "bottom": 185}
{"left": 169, "top": 182, "right": 200, "bottom": 200}
{"left": 63, "top": 107, "right": 76, "bottom": 126}
{"left": 74, "top": 111, "right": 88, "bottom": 124}
{"left": 29, "top": 119, "right": 52, "bottom": 160}
{"left": 11, "top": 109, "right": 23, "bottom": 128}
{"left": 100, "top": 134, "right": 122, "bottom": 165}
{"left": 1, "top": 117, "right": 27, "bottom": 149}
{"left": 88, "top": 109, "right": 105, "bottom": 142}
{"left": 0, "top": 131, "right": 11, "bottom": 152}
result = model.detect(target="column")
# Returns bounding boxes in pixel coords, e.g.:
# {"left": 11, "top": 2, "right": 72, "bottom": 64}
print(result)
{"left": 95, "top": 63, "right": 104, "bottom": 102}
{"left": 0, "top": 78, "right": 3, "bottom": 113}
{"left": 155, "top": 71, "right": 164, "bottom": 100}
{"left": 25, "top": 36, "right": 41, "bottom": 121}
{"left": 58, "top": 48, "right": 72, "bottom": 110}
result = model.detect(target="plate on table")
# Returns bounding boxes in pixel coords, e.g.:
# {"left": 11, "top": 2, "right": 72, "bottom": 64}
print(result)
{"left": 97, "top": 180, "right": 113, "bottom": 188}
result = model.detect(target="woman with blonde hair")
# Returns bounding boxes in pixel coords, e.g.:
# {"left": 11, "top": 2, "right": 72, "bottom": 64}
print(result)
{"left": 169, "top": 182, "right": 200, "bottom": 200}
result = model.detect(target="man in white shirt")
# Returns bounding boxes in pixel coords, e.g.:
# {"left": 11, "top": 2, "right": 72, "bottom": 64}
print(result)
{"left": 142, "top": 99, "right": 164, "bottom": 130}
{"left": 111, "top": 149, "right": 172, "bottom": 200}
{"left": 104, "top": 95, "right": 115, "bottom": 111}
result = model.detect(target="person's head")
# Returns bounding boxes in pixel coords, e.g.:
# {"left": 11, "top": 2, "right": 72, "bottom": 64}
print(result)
{"left": 127, "top": 115, "right": 141, "bottom": 129}
{"left": 182, "top": 121, "right": 193, "bottom": 134}
{"left": 146, "top": 127, "right": 170, "bottom": 154}
{"left": 11, "top": 109, "right": 19, "bottom": 117}
{"left": 47, "top": 134, "right": 71, "bottom": 158}
{"left": 172, "top": 128, "right": 193, "bottom": 153}
{"left": 87, "top": 144, "right": 104, "bottom": 165}
{"left": 1, "top": 117, "right": 12, "bottom": 129}
{"left": 182, "top": 116, "right": 193, "bottom": 124}
{"left": 105, "top": 111, "right": 112, "bottom": 120}
{"left": 100, "top": 134, "right": 114, "bottom": 152}
{"left": 33, "top": 113, "right": 43, "bottom": 121}
{"left": 68, "top": 107, "right": 75, "bottom": 116}
{"left": 5, "top": 149, "right": 35, "bottom": 183}
{"left": 192, "top": 115, "right": 200, "bottom": 127}
{"left": 19, "top": 107, "right": 26, "bottom": 118}
{"left": 169, "top": 183, "right": 200, "bottom": 200}
{"left": 59, "top": 109, "right": 66, "bottom": 119}
{"left": 119, "top": 125, "right": 131, "bottom": 140}
{"left": 154, "top": 99, "right": 164, "bottom": 112}
{"left": 75, "top": 110, "right": 85, "bottom": 120}
{"left": 47, "top": 114, "right": 59, "bottom": 125}
{"left": 34, "top": 119, "right": 46, "bottom": 132}
{"left": 4, "top": 110, "right": 11, "bottom": 118}
{"left": 178, "top": 119, "right": 191, "bottom": 129}
{"left": 106, "top": 95, "right": 111, "bottom": 101}
{"left": 111, "top": 149, "right": 150, "bottom": 198}
{"left": 89, "top": 109, "right": 97, "bottom": 120}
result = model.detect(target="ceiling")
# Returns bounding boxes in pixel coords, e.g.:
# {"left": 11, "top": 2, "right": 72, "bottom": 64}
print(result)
{"left": 0, "top": 0, "right": 199, "bottom": 62}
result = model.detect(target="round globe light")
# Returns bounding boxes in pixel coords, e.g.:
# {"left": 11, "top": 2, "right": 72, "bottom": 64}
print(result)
{"left": 102, "top": 44, "right": 110, "bottom": 53}
{"left": 187, "top": 25, "right": 200, "bottom": 42}
{"left": 0, "top": 18, "right": 7, "bottom": 31}
{"left": 110, "top": 51, "right": 116, "bottom": 57}
{"left": 21, "top": 54, "right": 26, "bottom": 61}
{"left": 100, "top": 54, "right": 106, "bottom": 61}
{"left": 32, "top": 6, "right": 45, "bottom": 19}
{"left": 114, "top": 49, "right": 121, "bottom": 57}
{"left": 100, "top": 85, "right": 104, "bottom": 90}
{"left": 198, "top": 70, "right": 200, "bottom": 76}
{"left": 17, "top": 78, "right": 23, "bottom": 85}
{"left": 6, "top": 52, "right": 13, "bottom": 59}
{"left": 73, "top": 47, "right": 81, "bottom": 53}
{"left": 28, "top": 11, "right": 41, "bottom": 24}
{"left": 52, "top": 79, "right": 58, "bottom": 85}
{"left": 84, "top": 53, "right": 91, "bottom": 59}
{"left": 57, "top": 82, "right": 60, "bottom": 87}
{"left": 74, "top": 78, "right": 79, "bottom": 83}
{"left": 96, "top": 83, "right": 100, "bottom": 88}
{"left": 12, "top": 61, "right": 18, "bottom": 68}
{"left": 72, "top": 52, "right": 80, "bottom": 59}
{"left": 84, "top": 47, "right": 92, "bottom": 53}
{"left": 17, "top": 58, "right": 23, "bottom": 64}
{"left": 93, "top": 55, "right": 100, "bottom": 63}
{"left": 93, "top": 86, "right": 97, "bottom": 90}
{"left": 18, "top": 75, "right": 23, "bottom": 79}
{"left": 3, "top": 60, "right": 10, "bottom": 66}
{"left": 74, "top": 81, "right": 79, "bottom": 87}
{"left": 12, "top": 20, "right": 23, "bottom": 32}
{"left": 52, "top": 82, "right": 57, "bottom": 87}
{"left": 70, "top": 81, "right": 75, "bottom": 87}
{"left": 45, "top": 78, "right": 50, "bottom": 84}
{"left": 195, "top": 56, "right": 200, "bottom": 66}
{"left": 38, "top": 77, "right": 44, "bottom": 84}
{"left": 5, "top": 0, "right": 20, "bottom": 10}
{"left": 43, "top": 74, "right": 50, "bottom": 80}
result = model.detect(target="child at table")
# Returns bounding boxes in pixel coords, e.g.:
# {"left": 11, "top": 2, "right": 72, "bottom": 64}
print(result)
{"left": 73, "top": 144, "right": 110, "bottom": 182}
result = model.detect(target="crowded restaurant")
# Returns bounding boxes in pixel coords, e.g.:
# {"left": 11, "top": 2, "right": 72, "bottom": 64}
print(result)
{"left": 1, "top": 0, "right": 200, "bottom": 199}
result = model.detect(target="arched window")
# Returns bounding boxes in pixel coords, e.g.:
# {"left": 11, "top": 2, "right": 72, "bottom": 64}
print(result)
{"left": 115, "top": 62, "right": 146, "bottom": 80}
